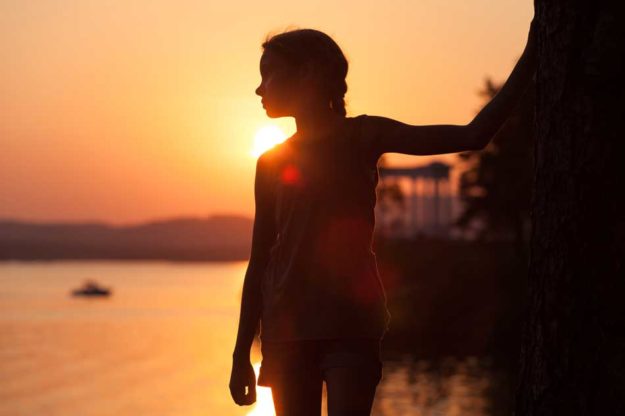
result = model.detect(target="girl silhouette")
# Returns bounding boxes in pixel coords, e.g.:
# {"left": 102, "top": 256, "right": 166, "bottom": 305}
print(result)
{"left": 231, "top": 20, "right": 536, "bottom": 416}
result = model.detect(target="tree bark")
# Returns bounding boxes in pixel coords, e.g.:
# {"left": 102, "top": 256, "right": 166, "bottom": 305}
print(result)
{"left": 516, "top": 2, "right": 625, "bottom": 415}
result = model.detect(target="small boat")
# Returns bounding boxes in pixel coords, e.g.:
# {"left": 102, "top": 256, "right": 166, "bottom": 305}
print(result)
{"left": 71, "top": 279, "right": 112, "bottom": 297}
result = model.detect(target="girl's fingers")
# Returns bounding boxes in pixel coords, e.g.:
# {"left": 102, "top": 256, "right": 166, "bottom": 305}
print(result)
{"left": 229, "top": 361, "right": 257, "bottom": 405}
{"left": 243, "top": 384, "right": 257, "bottom": 405}
{"left": 229, "top": 384, "right": 245, "bottom": 404}
{"left": 229, "top": 382, "right": 257, "bottom": 406}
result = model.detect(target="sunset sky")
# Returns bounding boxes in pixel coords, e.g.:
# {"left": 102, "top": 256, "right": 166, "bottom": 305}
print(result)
{"left": 1, "top": 0, "right": 532, "bottom": 225}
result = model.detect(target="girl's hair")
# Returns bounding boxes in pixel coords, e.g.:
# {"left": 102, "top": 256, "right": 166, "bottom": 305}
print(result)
{"left": 261, "top": 29, "right": 348, "bottom": 117}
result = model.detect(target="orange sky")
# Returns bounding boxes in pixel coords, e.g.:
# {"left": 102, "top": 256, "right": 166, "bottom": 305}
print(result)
{"left": 0, "top": 0, "right": 532, "bottom": 225}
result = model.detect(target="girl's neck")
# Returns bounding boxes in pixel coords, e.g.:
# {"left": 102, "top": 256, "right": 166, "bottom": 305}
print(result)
{"left": 294, "top": 105, "right": 345, "bottom": 142}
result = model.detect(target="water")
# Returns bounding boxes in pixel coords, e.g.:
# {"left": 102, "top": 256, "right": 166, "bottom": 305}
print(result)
{"left": 0, "top": 261, "right": 497, "bottom": 416}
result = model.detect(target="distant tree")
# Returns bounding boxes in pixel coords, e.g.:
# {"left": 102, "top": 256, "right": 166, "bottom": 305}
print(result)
{"left": 456, "top": 76, "right": 535, "bottom": 254}
{"left": 516, "top": 2, "right": 625, "bottom": 415}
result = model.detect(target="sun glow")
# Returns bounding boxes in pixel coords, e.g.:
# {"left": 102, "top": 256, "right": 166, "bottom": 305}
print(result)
{"left": 251, "top": 125, "right": 288, "bottom": 157}
{"left": 246, "top": 362, "right": 276, "bottom": 416}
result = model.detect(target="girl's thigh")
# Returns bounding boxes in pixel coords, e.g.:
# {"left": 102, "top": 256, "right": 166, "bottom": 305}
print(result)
{"left": 269, "top": 369, "right": 324, "bottom": 416}
{"left": 324, "top": 364, "right": 382, "bottom": 416}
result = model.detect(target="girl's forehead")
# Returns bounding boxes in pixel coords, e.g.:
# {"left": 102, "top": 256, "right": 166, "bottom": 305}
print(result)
{"left": 260, "top": 53, "right": 269, "bottom": 66}
{"left": 260, "top": 49, "right": 288, "bottom": 67}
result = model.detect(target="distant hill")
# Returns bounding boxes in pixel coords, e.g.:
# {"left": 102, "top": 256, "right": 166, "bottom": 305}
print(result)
{"left": 0, "top": 215, "right": 253, "bottom": 261}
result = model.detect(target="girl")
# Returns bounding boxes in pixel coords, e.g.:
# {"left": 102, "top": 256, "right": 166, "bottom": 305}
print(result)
{"left": 231, "top": 19, "right": 536, "bottom": 416}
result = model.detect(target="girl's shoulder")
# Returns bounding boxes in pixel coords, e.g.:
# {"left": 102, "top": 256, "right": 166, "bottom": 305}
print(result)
{"left": 346, "top": 114, "right": 381, "bottom": 162}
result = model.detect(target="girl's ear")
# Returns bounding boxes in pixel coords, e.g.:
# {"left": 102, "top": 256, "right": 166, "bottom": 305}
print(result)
{"left": 298, "top": 62, "right": 325, "bottom": 93}
{"left": 298, "top": 61, "right": 317, "bottom": 81}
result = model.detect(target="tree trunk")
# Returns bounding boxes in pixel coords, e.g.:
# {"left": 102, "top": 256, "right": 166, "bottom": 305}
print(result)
{"left": 516, "top": 2, "right": 625, "bottom": 415}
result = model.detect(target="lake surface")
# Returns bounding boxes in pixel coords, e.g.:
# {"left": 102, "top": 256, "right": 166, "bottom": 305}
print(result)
{"left": 0, "top": 261, "right": 498, "bottom": 416}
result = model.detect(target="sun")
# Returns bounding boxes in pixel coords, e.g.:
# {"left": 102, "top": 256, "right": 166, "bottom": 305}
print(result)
{"left": 251, "top": 125, "right": 288, "bottom": 157}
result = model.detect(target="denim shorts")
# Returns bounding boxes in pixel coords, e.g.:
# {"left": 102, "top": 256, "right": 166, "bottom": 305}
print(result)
{"left": 257, "top": 338, "right": 383, "bottom": 387}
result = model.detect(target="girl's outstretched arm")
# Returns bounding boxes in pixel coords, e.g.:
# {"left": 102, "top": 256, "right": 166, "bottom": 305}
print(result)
{"left": 363, "top": 19, "right": 537, "bottom": 157}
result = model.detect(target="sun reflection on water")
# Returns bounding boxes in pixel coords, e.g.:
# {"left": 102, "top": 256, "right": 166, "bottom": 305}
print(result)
{"left": 0, "top": 262, "right": 507, "bottom": 416}
{"left": 246, "top": 362, "right": 276, "bottom": 416}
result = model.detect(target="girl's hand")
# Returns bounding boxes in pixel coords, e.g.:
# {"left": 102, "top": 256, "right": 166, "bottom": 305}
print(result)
{"left": 229, "top": 357, "right": 257, "bottom": 406}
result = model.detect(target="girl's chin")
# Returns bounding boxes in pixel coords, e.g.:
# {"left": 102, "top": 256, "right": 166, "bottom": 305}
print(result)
{"left": 264, "top": 108, "right": 287, "bottom": 118}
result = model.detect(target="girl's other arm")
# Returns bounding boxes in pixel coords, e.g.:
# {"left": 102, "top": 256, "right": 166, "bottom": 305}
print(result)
{"left": 232, "top": 155, "right": 276, "bottom": 360}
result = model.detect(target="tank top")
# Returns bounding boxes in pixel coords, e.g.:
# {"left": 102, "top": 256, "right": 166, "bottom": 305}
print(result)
{"left": 258, "top": 114, "right": 392, "bottom": 342}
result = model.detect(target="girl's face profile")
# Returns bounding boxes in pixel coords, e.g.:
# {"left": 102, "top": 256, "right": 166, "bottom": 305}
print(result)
{"left": 255, "top": 49, "right": 299, "bottom": 118}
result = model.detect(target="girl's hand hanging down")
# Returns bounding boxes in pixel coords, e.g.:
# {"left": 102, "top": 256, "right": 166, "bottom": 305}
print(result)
{"left": 229, "top": 357, "right": 257, "bottom": 406}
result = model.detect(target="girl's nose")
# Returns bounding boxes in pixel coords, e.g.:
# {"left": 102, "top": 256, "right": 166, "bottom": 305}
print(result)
{"left": 255, "top": 84, "right": 263, "bottom": 97}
